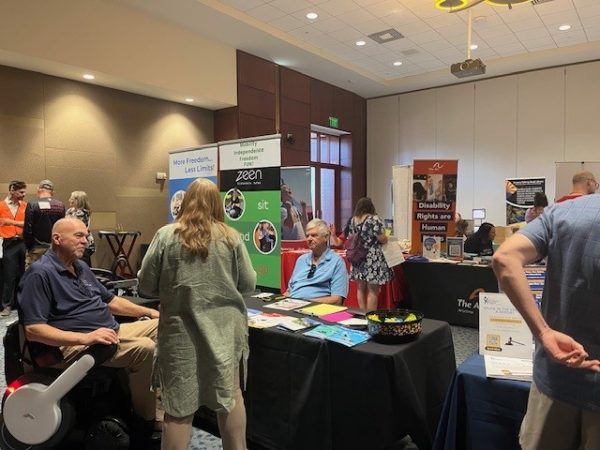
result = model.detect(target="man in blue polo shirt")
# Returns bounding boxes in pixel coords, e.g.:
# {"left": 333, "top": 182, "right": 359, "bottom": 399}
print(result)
{"left": 285, "top": 219, "right": 348, "bottom": 304}
{"left": 493, "top": 195, "right": 600, "bottom": 450}
{"left": 18, "top": 217, "right": 161, "bottom": 441}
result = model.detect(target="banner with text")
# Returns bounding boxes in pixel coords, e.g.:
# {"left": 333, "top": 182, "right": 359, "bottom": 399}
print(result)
{"left": 411, "top": 160, "right": 458, "bottom": 254}
{"left": 219, "top": 135, "right": 281, "bottom": 289}
{"left": 505, "top": 177, "right": 545, "bottom": 224}
{"left": 168, "top": 145, "right": 218, "bottom": 222}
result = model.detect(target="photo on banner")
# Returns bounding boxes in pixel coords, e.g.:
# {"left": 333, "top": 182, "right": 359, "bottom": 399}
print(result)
{"left": 219, "top": 136, "right": 281, "bottom": 289}
{"left": 280, "top": 167, "right": 312, "bottom": 241}
{"left": 505, "top": 177, "right": 545, "bottom": 225}
{"left": 411, "top": 160, "right": 458, "bottom": 254}
{"left": 168, "top": 145, "right": 218, "bottom": 222}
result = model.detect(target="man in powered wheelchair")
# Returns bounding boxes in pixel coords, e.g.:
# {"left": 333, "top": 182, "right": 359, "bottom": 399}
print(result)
{"left": 1, "top": 218, "right": 160, "bottom": 449}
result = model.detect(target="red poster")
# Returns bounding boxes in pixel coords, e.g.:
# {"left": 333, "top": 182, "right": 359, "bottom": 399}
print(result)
{"left": 411, "top": 160, "right": 458, "bottom": 254}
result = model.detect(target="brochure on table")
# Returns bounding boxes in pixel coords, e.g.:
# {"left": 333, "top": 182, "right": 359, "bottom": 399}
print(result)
{"left": 479, "top": 292, "right": 533, "bottom": 381}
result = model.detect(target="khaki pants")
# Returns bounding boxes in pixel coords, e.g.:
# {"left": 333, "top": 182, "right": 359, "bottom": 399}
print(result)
{"left": 58, "top": 319, "right": 159, "bottom": 421}
{"left": 520, "top": 382, "right": 600, "bottom": 450}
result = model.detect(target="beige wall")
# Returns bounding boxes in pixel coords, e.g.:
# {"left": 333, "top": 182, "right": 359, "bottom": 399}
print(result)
{"left": 367, "top": 60, "right": 600, "bottom": 226}
{"left": 0, "top": 0, "right": 237, "bottom": 110}
{"left": 0, "top": 64, "right": 214, "bottom": 269}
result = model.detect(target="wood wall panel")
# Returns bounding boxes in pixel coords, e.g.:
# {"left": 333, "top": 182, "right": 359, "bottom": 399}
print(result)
{"left": 333, "top": 88, "right": 354, "bottom": 132}
{"left": 281, "top": 149, "right": 310, "bottom": 167}
{"left": 214, "top": 107, "right": 238, "bottom": 141}
{"left": 238, "top": 85, "right": 276, "bottom": 120}
{"left": 280, "top": 97, "right": 310, "bottom": 127}
{"left": 310, "top": 79, "right": 334, "bottom": 126}
{"left": 280, "top": 67, "right": 310, "bottom": 103}
{"left": 237, "top": 51, "right": 277, "bottom": 93}
{"left": 238, "top": 113, "right": 276, "bottom": 138}
{"left": 280, "top": 122, "right": 310, "bottom": 164}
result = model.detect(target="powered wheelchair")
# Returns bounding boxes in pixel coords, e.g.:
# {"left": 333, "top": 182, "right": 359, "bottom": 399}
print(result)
{"left": 0, "top": 270, "right": 159, "bottom": 449}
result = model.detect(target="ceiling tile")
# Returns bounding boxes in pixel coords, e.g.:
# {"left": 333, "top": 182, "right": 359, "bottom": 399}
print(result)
{"left": 317, "top": 0, "right": 359, "bottom": 15}
{"left": 310, "top": 16, "right": 348, "bottom": 33}
{"left": 220, "top": 0, "right": 265, "bottom": 11}
{"left": 409, "top": 30, "right": 442, "bottom": 44}
{"left": 288, "top": 25, "right": 325, "bottom": 41}
{"left": 338, "top": 8, "right": 377, "bottom": 25}
{"left": 246, "top": 3, "right": 287, "bottom": 21}
{"left": 354, "top": 18, "right": 393, "bottom": 35}
{"left": 269, "top": 0, "right": 314, "bottom": 14}
{"left": 270, "top": 15, "right": 306, "bottom": 31}
{"left": 533, "top": 0, "right": 576, "bottom": 16}
{"left": 367, "top": 0, "right": 407, "bottom": 19}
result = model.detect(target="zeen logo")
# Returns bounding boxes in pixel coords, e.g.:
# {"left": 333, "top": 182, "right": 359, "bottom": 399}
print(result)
{"left": 428, "top": 162, "right": 446, "bottom": 172}
{"left": 236, "top": 169, "right": 262, "bottom": 184}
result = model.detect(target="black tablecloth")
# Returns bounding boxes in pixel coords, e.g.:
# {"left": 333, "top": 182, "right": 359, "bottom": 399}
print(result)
{"left": 196, "top": 297, "right": 456, "bottom": 450}
{"left": 432, "top": 354, "right": 530, "bottom": 450}
{"left": 403, "top": 262, "right": 499, "bottom": 328}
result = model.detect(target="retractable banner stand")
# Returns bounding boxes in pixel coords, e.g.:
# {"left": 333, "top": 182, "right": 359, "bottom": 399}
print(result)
{"left": 411, "top": 160, "right": 458, "bottom": 255}
{"left": 168, "top": 145, "right": 218, "bottom": 222}
{"left": 219, "top": 135, "right": 281, "bottom": 289}
{"left": 505, "top": 177, "right": 545, "bottom": 224}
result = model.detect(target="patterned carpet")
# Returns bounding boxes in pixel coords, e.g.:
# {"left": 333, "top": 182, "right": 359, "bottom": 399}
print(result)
{"left": 0, "top": 311, "right": 478, "bottom": 450}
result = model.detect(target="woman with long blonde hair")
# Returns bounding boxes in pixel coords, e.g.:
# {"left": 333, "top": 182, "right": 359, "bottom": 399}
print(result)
{"left": 139, "top": 178, "right": 256, "bottom": 450}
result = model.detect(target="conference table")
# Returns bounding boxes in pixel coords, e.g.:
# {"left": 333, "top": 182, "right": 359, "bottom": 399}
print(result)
{"left": 402, "top": 262, "right": 499, "bottom": 328}
{"left": 281, "top": 249, "right": 409, "bottom": 309}
{"left": 432, "top": 353, "right": 530, "bottom": 450}
{"left": 196, "top": 297, "right": 456, "bottom": 450}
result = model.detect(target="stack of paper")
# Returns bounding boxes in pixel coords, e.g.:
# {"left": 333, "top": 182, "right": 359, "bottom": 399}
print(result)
{"left": 484, "top": 355, "right": 532, "bottom": 381}
{"left": 298, "top": 303, "right": 347, "bottom": 317}
{"left": 248, "top": 312, "right": 287, "bottom": 329}
{"left": 320, "top": 311, "right": 354, "bottom": 323}
{"left": 304, "top": 325, "right": 370, "bottom": 347}
{"left": 277, "top": 316, "right": 320, "bottom": 332}
{"left": 264, "top": 298, "right": 311, "bottom": 311}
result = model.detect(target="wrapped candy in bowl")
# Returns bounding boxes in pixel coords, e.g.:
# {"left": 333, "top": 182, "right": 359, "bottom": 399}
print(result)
{"left": 366, "top": 309, "right": 424, "bottom": 344}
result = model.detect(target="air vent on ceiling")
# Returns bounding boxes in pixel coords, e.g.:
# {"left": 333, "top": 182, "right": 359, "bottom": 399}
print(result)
{"left": 531, "top": 0, "right": 554, "bottom": 4}
{"left": 401, "top": 48, "right": 420, "bottom": 56}
{"left": 368, "top": 28, "right": 404, "bottom": 44}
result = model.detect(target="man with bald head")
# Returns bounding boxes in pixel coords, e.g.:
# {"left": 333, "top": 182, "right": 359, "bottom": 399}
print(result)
{"left": 18, "top": 218, "right": 161, "bottom": 443}
{"left": 556, "top": 171, "right": 598, "bottom": 203}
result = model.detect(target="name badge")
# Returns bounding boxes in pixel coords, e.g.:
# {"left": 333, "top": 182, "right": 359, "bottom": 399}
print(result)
{"left": 39, "top": 201, "right": 51, "bottom": 210}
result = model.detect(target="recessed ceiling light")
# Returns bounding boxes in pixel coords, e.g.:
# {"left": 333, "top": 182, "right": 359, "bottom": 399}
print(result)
{"left": 82, "top": 74, "right": 95, "bottom": 80}
{"left": 393, "top": 61, "right": 403, "bottom": 66}
{"left": 306, "top": 12, "right": 318, "bottom": 20}
{"left": 470, "top": 44, "right": 478, "bottom": 50}
{"left": 558, "top": 24, "right": 571, "bottom": 31}
{"left": 185, "top": 98, "right": 194, "bottom": 103}
{"left": 355, "top": 40, "right": 366, "bottom": 46}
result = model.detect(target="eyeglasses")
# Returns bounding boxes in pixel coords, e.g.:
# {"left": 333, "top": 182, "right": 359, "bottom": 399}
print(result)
{"left": 307, "top": 264, "right": 317, "bottom": 279}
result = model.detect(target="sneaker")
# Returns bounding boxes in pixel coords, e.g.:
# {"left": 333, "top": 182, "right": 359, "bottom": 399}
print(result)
{"left": 0, "top": 307, "right": 11, "bottom": 317}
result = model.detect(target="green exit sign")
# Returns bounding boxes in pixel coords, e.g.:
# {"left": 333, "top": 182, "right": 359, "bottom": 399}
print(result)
{"left": 328, "top": 116, "right": 339, "bottom": 128}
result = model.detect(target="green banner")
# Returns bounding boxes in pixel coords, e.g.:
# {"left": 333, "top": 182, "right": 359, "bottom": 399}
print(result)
{"left": 219, "top": 136, "right": 281, "bottom": 290}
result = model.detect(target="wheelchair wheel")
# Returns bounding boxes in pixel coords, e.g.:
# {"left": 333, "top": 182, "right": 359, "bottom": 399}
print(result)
{"left": 1, "top": 373, "right": 76, "bottom": 449}
{"left": 0, "top": 413, "right": 32, "bottom": 450}
{"left": 85, "top": 417, "right": 130, "bottom": 450}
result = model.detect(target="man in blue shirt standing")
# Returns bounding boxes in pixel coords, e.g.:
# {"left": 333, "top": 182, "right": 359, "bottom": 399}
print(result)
{"left": 18, "top": 217, "right": 161, "bottom": 442}
{"left": 285, "top": 219, "right": 348, "bottom": 304}
{"left": 493, "top": 195, "right": 600, "bottom": 450}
